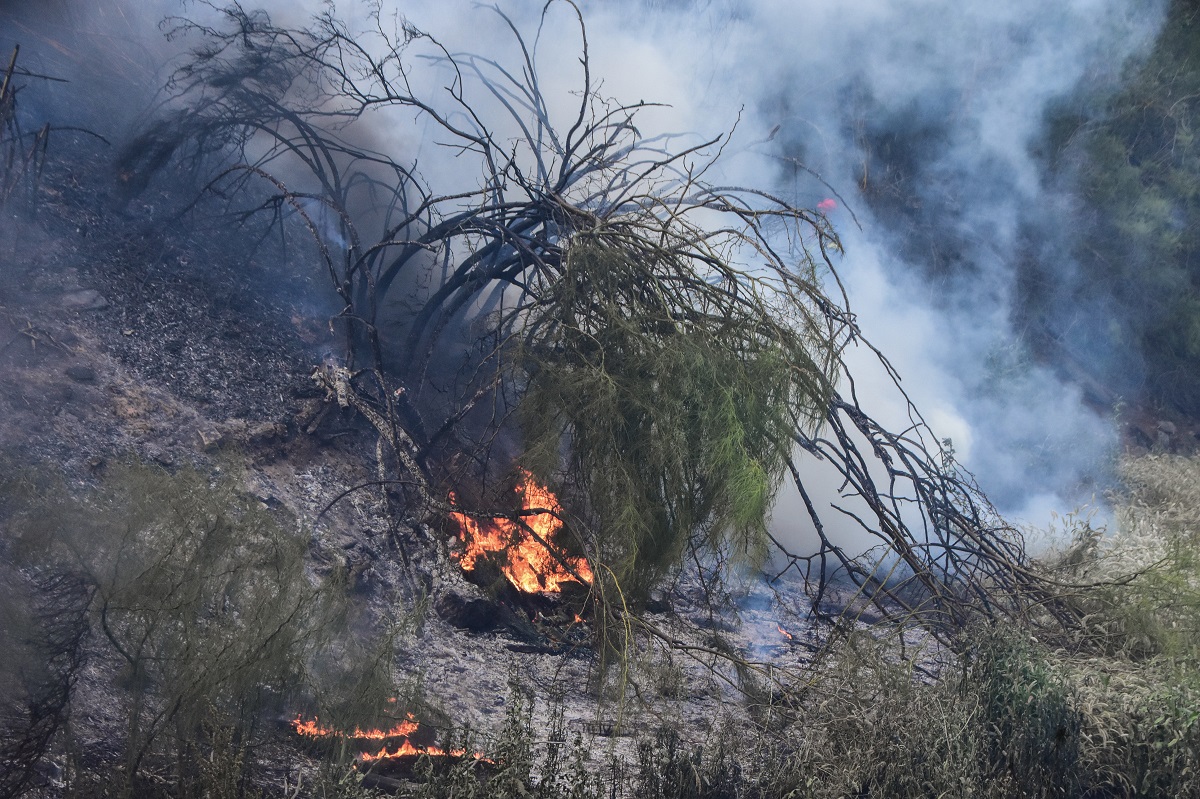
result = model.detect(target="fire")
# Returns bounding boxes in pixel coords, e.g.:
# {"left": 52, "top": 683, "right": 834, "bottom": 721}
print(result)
{"left": 361, "top": 742, "right": 468, "bottom": 762}
{"left": 349, "top": 719, "right": 420, "bottom": 740}
{"left": 293, "top": 717, "right": 338, "bottom": 737}
{"left": 450, "top": 470, "right": 593, "bottom": 593}
{"left": 777, "top": 624, "right": 794, "bottom": 641}
{"left": 292, "top": 713, "right": 481, "bottom": 764}
{"left": 292, "top": 713, "right": 418, "bottom": 741}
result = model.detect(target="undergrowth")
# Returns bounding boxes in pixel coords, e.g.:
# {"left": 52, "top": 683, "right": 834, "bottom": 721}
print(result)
{"left": 392, "top": 453, "right": 1200, "bottom": 799}
{"left": 8, "top": 455, "right": 1200, "bottom": 798}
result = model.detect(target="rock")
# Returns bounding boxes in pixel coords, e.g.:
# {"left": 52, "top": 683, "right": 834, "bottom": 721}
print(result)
{"left": 65, "top": 365, "right": 97, "bottom": 383}
{"left": 136, "top": 444, "right": 175, "bottom": 467}
{"left": 247, "top": 421, "right": 286, "bottom": 442}
{"left": 60, "top": 289, "right": 109, "bottom": 310}
{"left": 198, "top": 427, "right": 224, "bottom": 451}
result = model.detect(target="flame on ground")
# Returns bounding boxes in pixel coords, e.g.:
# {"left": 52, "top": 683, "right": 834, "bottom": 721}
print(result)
{"left": 450, "top": 470, "right": 593, "bottom": 594}
{"left": 293, "top": 713, "right": 417, "bottom": 741}
{"left": 360, "top": 742, "right": 469, "bottom": 762}
{"left": 777, "top": 624, "right": 794, "bottom": 641}
{"left": 292, "top": 714, "right": 482, "bottom": 764}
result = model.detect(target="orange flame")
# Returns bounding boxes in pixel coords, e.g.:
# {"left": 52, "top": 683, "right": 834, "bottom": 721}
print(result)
{"left": 349, "top": 719, "right": 420, "bottom": 740}
{"left": 292, "top": 714, "right": 418, "bottom": 741}
{"left": 293, "top": 717, "right": 338, "bottom": 737}
{"left": 360, "top": 742, "right": 470, "bottom": 762}
{"left": 450, "top": 470, "right": 593, "bottom": 593}
{"left": 293, "top": 714, "right": 483, "bottom": 764}
{"left": 777, "top": 625, "right": 793, "bottom": 640}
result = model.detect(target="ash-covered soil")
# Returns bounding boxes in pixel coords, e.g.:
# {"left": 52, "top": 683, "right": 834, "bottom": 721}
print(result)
{"left": 0, "top": 131, "right": 333, "bottom": 467}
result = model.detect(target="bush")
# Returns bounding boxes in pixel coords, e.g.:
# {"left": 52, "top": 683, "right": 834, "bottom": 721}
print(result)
{"left": 9, "top": 461, "right": 340, "bottom": 797}
{"left": 0, "top": 568, "right": 89, "bottom": 799}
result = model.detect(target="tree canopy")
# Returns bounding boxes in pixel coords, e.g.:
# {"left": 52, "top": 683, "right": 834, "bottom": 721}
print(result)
{"left": 1035, "top": 0, "right": 1200, "bottom": 414}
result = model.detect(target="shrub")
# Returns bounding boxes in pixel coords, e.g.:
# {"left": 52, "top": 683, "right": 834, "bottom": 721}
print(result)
{"left": 10, "top": 461, "right": 338, "bottom": 797}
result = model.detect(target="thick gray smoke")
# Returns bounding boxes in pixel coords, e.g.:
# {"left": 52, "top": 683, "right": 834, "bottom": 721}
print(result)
{"left": 1, "top": 0, "right": 1169, "bottom": 540}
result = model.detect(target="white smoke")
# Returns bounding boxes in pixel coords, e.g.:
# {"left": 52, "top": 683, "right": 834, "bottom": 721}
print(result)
{"left": 536, "top": 0, "right": 1165, "bottom": 530}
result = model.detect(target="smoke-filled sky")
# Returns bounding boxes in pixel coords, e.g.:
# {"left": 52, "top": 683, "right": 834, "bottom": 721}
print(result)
{"left": 1, "top": 0, "right": 1169, "bottom": 536}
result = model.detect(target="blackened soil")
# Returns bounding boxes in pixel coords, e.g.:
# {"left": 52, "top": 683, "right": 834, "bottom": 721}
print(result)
{"left": 0, "top": 128, "right": 343, "bottom": 472}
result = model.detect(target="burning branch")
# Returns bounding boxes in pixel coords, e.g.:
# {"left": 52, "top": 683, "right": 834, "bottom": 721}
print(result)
{"left": 449, "top": 470, "right": 592, "bottom": 594}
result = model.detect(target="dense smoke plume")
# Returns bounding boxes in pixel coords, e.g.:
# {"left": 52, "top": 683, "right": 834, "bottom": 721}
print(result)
{"left": 549, "top": 0, "right": 1166, "bottom": 528}
{"left": 0, "top": 0, "right": 1169, "bottom": 542}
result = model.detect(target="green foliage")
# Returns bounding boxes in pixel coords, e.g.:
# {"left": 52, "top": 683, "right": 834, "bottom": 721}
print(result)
{"left": 409, "top": 682, "right": 605, "bottom": 799}
{"left": 968, "top": 634, "right": 1082, "bottom": 796}
{"left": 524, "top": 467, "right": 1200, "bottom": 799}
{"left": 517, "top": 234, "right": 833, "bottom": 599}
{"left": 11, "top": 454, "right": 1200, "bottom": 799}
{"left": 309, "top": 763, "right": 379, "bottom": 799}
{"left": 8, "top": 461, "right": 346, "bottom": 796}
{"left": 1056, "top": 455, "right": 1200, "bottom": 661}
{"left": 633, "top": 726, "right": 743, "bottom": 799}
{"left": 1045, "top": 0, "right": 1200, "bottom": 410}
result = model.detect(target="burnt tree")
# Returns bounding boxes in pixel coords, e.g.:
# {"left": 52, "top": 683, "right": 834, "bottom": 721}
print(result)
{"left": 125, "top": 0, "right": 1083, "bottom": 650}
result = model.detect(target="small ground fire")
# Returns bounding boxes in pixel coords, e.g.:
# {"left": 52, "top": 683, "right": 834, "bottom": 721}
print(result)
{"left": 450, "top": 470, "right": 593, "bottom": 594}
{"left": 292, "top": 714, "right": 475, "bottom": 764}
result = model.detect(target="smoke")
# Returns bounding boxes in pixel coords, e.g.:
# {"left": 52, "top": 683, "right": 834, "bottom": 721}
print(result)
{"left": 542, "top": 0, "right": 1166, "bottom": 530}
{"left": 343, "top": 0, "right": 1165, "bottom": 539}
{"left": 1, "top": 0, "right": 1168, "bottom": 540}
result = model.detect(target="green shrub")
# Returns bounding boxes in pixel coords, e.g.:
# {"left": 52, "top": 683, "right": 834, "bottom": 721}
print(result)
{"left": 10, "top": 461, "right": 339, "bottom": 797}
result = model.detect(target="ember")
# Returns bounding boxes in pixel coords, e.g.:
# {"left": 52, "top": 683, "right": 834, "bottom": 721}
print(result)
{"left": 777, "top": 624, "right": 794, "bottom": 640}
{"left": 450, "top": 470, "right": 593, "bottom": 594}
